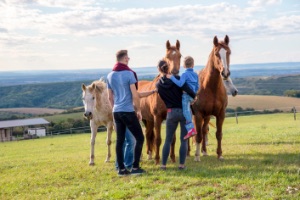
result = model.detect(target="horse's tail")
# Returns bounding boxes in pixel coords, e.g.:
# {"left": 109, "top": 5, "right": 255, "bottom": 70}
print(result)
{"left": 208, "top": 121, "right": 215, "bottom": 128}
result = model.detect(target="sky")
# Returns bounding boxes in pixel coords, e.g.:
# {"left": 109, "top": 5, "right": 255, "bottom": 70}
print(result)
{"left": 0, "top": 0, "right": 299, "bottom": 71}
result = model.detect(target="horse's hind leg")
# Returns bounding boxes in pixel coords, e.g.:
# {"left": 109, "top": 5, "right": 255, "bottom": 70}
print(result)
{"left": 105, "top": 121, "right": 113, "bottom": 163}
{"left": 216, "top": 114, "right": 225, "bottom": 160}
{"left": 89, "top": 121, "right": 98, "bottom": 166}
{"left": 201, "top": 118, "right": 210, "bottom": 156}
{"left": 144, "top": 120, "right": 154, "bottom": 160}
{"left": 154, "top": 117, "right": 163, "bottom": 165}
{"left": 187, "top": 137, "right": 191, "bottom": 157}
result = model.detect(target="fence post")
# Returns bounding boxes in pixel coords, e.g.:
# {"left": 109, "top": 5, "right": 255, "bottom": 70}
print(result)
{"left": 235, "top": 111, "right": 238, "bottom": 124}
{"left": 293, "top": 106, "right": 296, "bottom": 120}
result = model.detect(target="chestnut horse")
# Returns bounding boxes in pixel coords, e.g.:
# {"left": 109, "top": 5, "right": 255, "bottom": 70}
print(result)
{"left": 138, "top": 40, "right": 181, "bottom": 164}
{"left": 193, "top": 35, "right": 231, "bottom": 161}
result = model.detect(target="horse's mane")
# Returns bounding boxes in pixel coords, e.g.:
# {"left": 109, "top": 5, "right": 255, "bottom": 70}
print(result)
{"left": 204, "top": 39, "right": 229, "bottom": 71}
{"left": 86, "top": 79, "right": 108, "bottom": 111}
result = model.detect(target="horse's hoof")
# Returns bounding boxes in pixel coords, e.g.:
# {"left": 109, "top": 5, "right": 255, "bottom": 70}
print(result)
{"left": 194, "top": 156, "right": 201, "bottom": 162}
{"left": 147, "top": 152, "right": 152, "bottom": 160}
{"left": 89, "top": 162, "right": 95, "bottom": 166}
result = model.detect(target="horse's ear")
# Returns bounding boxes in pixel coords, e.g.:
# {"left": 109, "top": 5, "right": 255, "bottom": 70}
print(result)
{"left": 166, "top": 40, "right": 171, "bottom": 49}
{"left": 213, "top": 36, "right": 218, "bottom": 46}
{"left": 224, "top": 35, "right": 229, "bottom": 45}
{"left": 82, "top": 84, "right": 86, "bottom": 91}
{"left": 92, "top": 83, "right": 96, "bottom": 90}
{"left": 176, "top": 40, "right": 180, "bottom": 50}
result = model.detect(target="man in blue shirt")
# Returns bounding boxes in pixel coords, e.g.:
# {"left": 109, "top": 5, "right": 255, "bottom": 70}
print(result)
{"left": 107, "top": 50, "right": 145, "bottom": 176}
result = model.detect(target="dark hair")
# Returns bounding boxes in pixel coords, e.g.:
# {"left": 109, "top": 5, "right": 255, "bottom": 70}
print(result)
{"left": 116, "top": 50, "right": 128, "bottom": 61}
{"left": 157, "top": 60, "right": 168, "bottom": 74}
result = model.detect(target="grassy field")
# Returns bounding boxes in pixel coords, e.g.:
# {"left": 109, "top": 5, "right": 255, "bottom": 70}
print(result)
{"left": 43, "top": 112, "right": 83, "bottom": 123}
{"left": 228, "top": 95, "right": 300, "bottom": 111}
{"left": 0, "top": 113, "right": 299, "bottom": 199}
{"left": 0, "top": 108, "right": 65, "bottom": 115}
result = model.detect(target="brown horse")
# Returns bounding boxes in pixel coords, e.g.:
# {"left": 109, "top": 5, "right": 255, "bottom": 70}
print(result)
{"left": 138, "top": 40, "right": 181, "bottom": 164}
{"left": 193, "top": 35, "right": 231, "bottom": 161}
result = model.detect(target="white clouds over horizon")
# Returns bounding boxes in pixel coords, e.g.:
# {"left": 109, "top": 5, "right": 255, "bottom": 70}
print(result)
{"left": 0, "top": 0, "right": 299, "bottom": 71}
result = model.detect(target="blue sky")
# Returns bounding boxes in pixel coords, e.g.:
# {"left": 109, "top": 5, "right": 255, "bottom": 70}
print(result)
{"left": 0, "top": 0, "right": 299, "bottom": 71}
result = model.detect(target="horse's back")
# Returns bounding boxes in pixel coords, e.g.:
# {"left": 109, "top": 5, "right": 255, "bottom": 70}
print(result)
{"left": 138, "top": 79, "right": 167, "bottom": 121}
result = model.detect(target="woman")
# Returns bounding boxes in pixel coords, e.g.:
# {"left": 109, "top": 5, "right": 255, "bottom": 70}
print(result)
{"left": 156, "top": 60, "right": 196, "bottom": 170}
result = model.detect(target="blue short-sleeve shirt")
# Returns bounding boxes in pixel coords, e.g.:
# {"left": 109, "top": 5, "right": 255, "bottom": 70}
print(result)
{"left": 107, "top": 70, "right": 137, "bottom": 112}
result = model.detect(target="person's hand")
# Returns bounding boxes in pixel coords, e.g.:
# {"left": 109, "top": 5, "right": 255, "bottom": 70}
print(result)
{"left": 191, "top": 97, "right": 197, "bottom": 105}
{"left": 136, "top": 111, "right": 142, "bottom": 120}
{"left": 166, "top": 74, "right": 172, "bottom": 79}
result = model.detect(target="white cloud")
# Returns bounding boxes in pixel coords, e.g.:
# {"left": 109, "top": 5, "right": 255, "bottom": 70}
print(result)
{"left": 127, "top": 42, "right": 156, "bottom": 50}
{"left": 0, "top": 1, "right": 299, "bottom": 70}
{"left": 0, "top": 32, "right": 56, "bottom": 46}
{"left": 4, "top": 0, "right": 97, "bottom": 8}
{"left": 248, "top": 0, "right": 282, "bottom": 7}
{"left": 1, "top": 2, "right": 298, "bottom": 41}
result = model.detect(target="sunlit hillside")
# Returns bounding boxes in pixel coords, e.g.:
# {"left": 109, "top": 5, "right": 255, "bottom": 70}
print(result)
{"left": 228, "top": 95, "right": 300, "bottom": 111}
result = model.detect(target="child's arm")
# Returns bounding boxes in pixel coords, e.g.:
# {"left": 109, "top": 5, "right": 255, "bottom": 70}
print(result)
{"left": 170, "top": 73, "right": 187, "bottom": 87}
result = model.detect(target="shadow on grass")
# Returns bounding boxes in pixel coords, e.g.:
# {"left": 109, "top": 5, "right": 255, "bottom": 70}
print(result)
{"left": 167, "top": 152, "right": 300, "bottom": 180}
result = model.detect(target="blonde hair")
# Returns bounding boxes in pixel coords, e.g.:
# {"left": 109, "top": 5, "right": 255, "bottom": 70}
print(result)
{"left": 184, "top": 56, "right": 194, "bottom": 68}
{"left": 116, "top": 50, "right": 128, "bottom": 61}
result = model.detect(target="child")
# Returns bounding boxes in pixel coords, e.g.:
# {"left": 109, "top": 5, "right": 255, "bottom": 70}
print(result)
{"left": 166, "top": 56, "right": 199, "bottom": 140}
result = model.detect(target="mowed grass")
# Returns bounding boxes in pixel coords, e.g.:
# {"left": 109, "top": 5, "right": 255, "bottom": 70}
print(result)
{"left": 44, "top": 112, "right": 83, "bottom": 123}
{"left": 0, "top": 113, "right": 299, "bottom": 199}
{"left": 0, "top": 108, "right": 65, "bottom": 115}
{"left": 228, "top": 95, "right": 300, "bottom": 111}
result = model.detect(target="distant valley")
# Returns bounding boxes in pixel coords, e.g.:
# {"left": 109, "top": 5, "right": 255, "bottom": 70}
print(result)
{"left": 1, "top": 62, "right": 300, "bottom": 86}
{"left": 0, "top": 62, "right": 299, "bottom": 110}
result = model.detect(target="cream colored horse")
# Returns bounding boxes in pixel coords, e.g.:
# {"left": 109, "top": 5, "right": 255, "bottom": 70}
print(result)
{"left": 82, "top": 79, "right": 113, "bottom": 165}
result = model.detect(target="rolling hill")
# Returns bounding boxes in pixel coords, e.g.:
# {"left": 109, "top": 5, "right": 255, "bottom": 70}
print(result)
{"left": 227, "top": 95, "right": 300, "bottom": 112}
{"left": 0, "top": 75, "right": 299, "bottom": 110}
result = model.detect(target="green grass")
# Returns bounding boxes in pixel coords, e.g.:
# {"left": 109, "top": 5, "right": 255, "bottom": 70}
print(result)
{"left": 0, "top": 113, "right": 299, "bottom": 199}
{"left": 44, "top": 112, "right": 83, "bottom": 123}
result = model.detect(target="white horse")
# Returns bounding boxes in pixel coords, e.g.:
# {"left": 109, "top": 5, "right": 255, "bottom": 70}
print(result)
{"left": 82, "top": 79, "right": 113, "bottom": 165}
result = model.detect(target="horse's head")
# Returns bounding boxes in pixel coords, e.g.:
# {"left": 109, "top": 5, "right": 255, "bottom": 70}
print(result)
{"left": 81, "top": 81, "right": 104, "bottom": 120}
{"left": 212, "top": 35, "right": 231, "bottom": 80}
{"left": 164, "top": 40, "right": 181, "bottom": 75}
{"left": 223, "top": 77, "right": 238, "bottom": 97}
